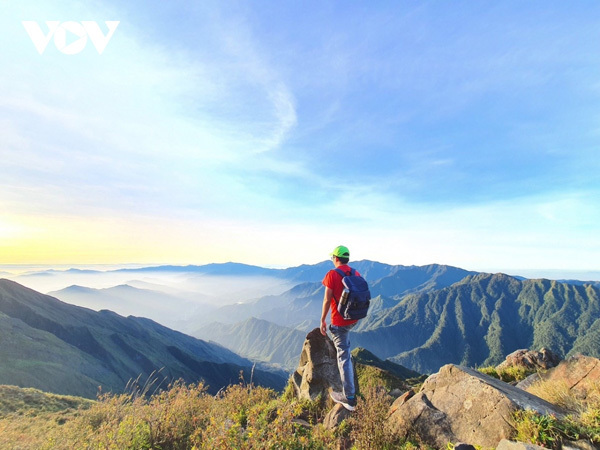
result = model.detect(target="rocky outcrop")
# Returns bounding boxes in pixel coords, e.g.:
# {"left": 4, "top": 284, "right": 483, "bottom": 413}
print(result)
{"left": 388, "top": 364, "right": 566, "bottom": 449}
{"left": 323, "top": 404, "right": 351, "bottom": 430}
{"left": 496, "top": 348, "right": 562, "bottom": 372}
{"left": 290, "top": 328, "right": 342, "bottom": 401}
{"left": 517, "top": 354, "right": 600, "bottom": 397}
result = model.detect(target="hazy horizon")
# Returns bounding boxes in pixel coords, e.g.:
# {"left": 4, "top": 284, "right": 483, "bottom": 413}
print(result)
{"left": 3, "top": 259, "right": 598, "bottom": 337}
{"left": 2, "top": 261, "right": 599, "bottom": 284}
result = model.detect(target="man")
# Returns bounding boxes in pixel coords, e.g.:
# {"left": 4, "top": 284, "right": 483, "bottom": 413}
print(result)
{"left": 320, "top": 245, "right": 359, "bottom": 411}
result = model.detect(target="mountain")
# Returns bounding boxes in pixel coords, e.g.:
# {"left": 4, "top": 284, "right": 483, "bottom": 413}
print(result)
{"left": 185, "top": 263, "right": 475, "bottom": 332}
{"left": 195, "top": 318, "right": 306, "bottom": 370}
{"left": 8, "top": 260, "right": 600, "bottom": 384}
{"left": 184, "top": 281, "right": 325, "bottom": 333}
{"left": 368, "top": 264, "right": 477, "bottom": 299}
{"left": 6, "top": 261, "right": 479, "bottom": 325}
{"left": 56, "top": 260, "right": 472, "bottom": 290}
{"left": 185, "top": 263, "right": 479, "bottom": 366}
{"left": 48, "top": 284, "right": 210, "bottom": 330}
{"left": 351, "top": 347, "right": 423, "bottom": 393}
{"left": 559, "top": 279, "right": 600, "bottom": 289}
{"left": 351, "top": 348, "right": 421, "bottom": 380}
{"left": 352, "top": 273, "right": 600, "bottom": 373}
{"left": 0, "top": 279, "right": 286, "bottom": 398}
{"left": 115, "top": 262, "right": 281, "bottom": 276}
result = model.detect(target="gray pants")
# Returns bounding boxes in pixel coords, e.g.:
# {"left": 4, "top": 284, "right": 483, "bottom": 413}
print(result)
{"left": 329, "top": 322, "right": 356, "bottom": 398}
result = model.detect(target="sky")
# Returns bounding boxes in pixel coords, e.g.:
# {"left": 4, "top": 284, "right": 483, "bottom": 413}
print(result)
{"left": 1, "top": 1, "right": 599, "bottom": 277}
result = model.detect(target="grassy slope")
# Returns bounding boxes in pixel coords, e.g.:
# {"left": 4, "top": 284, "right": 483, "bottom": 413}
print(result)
{"left": 0, "top": 279, "right": 286, "bottom": 398}
{"left": 0, "top": 385, "right": 93, "bottom": 417}
{"left": 0, "top": 312, "right": 120, "bottom": 397}
{"left": 0, "top": 385, "right": 93, "bottom": 450}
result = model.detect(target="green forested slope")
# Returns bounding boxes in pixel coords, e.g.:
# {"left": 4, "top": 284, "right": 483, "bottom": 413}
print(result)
{"left": 353, "top": 273, "right": 600, "bottom": 373}
{"left": 195, "top": 318, "right": 306, "bottom": 370}
{"left": 0, "top": 279, "right": 286, "bottom": 398}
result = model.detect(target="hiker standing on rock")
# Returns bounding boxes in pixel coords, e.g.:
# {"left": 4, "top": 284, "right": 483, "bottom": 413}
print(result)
{"left": 320, "top": 245, "right": 366, "bottom": 411}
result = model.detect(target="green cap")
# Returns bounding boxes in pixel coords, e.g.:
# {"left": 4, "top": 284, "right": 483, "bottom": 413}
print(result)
{"left": 330, "top": 245, "right": 350, "bottom": 259}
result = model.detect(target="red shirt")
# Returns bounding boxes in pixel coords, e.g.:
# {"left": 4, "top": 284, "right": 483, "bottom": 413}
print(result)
{"left": 322, "top": 265, "right": 360, "bottom": 327}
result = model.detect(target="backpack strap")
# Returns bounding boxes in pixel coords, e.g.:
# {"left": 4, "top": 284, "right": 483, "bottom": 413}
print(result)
{"left": 334, "top": 268, "right": 355, "bottom": 278}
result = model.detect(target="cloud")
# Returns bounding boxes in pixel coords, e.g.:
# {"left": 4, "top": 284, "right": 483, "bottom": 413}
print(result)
{"left": 0, "top": 0, "right": 302, "bottom": 220}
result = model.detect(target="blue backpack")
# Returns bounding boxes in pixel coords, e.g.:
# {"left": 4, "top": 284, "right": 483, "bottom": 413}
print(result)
{"left": 335, "top": 268, "right": 371, "bottom": 320}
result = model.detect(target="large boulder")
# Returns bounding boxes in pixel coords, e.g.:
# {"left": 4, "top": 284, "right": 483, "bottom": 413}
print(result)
{"left": 496, "top": 348, "right": 562, "bottom": 372}
{"left": 388, "top": 364, "right": 565, "bottom": 449}
{"left": 290, "top": 328, "right": 342, "bottom": 401}
{"left": 517, "top": 354, "right": 600, "bottom": 397}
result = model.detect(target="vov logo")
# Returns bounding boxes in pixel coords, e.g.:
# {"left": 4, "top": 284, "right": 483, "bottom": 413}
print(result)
{"left": 22, "top": 21, "right": 120, "bottom": 55}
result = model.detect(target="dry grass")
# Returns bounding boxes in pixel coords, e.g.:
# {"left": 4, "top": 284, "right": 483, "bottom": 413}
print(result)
{"left": 0, "top": 379, "right": 433, "bottom": 449}
{"left": 513, "top": 378, "right": 600, "bottom": 448}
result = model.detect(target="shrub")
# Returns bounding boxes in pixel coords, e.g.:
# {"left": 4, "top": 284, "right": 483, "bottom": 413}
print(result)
{"left": 513, "top": 410, "right": 568, "bottom": 449}
{"left": 43, "top": 382, "right": 213, "bottom": 449}
{"left": 513, "top": 379, "right": 600, "bottom": 448}
{"left": 348, "top": 386, "right": 405, "bottom": 449}
{"left": 37, "top": 381, "right": 340, "bottom": 449}
{"left": 477, "top": 365, "right": 534, "bottom": 383}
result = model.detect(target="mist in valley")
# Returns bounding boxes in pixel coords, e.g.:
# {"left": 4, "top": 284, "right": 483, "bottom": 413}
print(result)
{"left": 0, "top": 266, "right": 297, "bottom": 332}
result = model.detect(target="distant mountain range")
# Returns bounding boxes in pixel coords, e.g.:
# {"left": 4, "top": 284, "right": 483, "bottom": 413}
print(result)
{"left": 188, "top": 263, "right": 600, "bottom": 375}
{"left": 47, "top": 284, "right": 210, "bottom": 330}
{"left": 4, "top": 260, "right": 600, "bottom": 395}
{"left": 0, "top": 279, "right": 286, "bottom": 398}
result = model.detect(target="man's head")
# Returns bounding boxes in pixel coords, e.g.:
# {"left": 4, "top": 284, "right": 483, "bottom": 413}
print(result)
{"left": 330, "top": 245, "right": 350, "bottom": 265}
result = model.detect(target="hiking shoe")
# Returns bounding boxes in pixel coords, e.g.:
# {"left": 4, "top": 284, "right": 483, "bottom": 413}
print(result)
{"left": 330, "top": 391, "right": 356, "bottom": 411}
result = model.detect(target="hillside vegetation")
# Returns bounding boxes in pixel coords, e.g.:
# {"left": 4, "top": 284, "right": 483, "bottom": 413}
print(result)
{"left": 192, "top": 269, "right": 600, "bottom": 376}
{"left": 0, "top": 279, "right": 285, "bottom": 398}
{"left": 2, "top": 359, "right": 600, "bottom": 449}
{"left": 0, "top": 376, "right": 422, "bottom": 449}
{"left": 0, "top": 385, "right": 93, "bottom": 449}
{"left": 354, "top": 273, "right": 600, "bottom": 373}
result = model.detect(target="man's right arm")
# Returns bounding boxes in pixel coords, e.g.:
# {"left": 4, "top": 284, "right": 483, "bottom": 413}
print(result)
{"left": 320, "top": 286, "right": 333, "bottom": 336}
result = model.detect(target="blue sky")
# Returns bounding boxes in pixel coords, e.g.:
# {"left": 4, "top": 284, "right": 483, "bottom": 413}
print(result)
{"left": 1, "top": 1, "right": 599, "bottom": 276}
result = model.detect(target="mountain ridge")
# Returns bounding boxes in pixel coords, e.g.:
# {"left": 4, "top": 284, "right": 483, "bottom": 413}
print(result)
{"left": 353, "top": 273, "right": 600, "bottom": 373}
{"left": 0, "top": 279, "right": 286, "bottom": 398}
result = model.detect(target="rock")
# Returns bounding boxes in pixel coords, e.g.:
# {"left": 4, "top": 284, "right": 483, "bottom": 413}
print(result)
{"left": 453, "top": 444, "right": 476, "bottom": 450}
{"left": 496, "top": 439, "right": 547, "bottom": 449}
{"left": 389, "top": 388, "right": 406, "bottom": 398}
{"left": 515, "top": 372, "right": 544, "bottom": 392}
{"left": 323, "top": 403, "right": 351, "bottom": 430}
{"left": 388, "top": 390, "right": 455, "bottom": 446}
{"left": 290, "top": 328, "right": 342, "bottom": 401}
{"left": 389, "top": 388, "right": 415, "bottom": 415}
{"left": 517, "top": 354, "right": 600, "bottom": 398}
{"left": 290, "top": 418, "right": 312, "bottom": 429}
{"left": 561, "top": 440, "right": 599, "bottom": 450}
{"left": 388, "top": 364, "right": 565, "bottom": 449}
{"left": 496, "top": 348, "right": 562, "bottom": 372}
